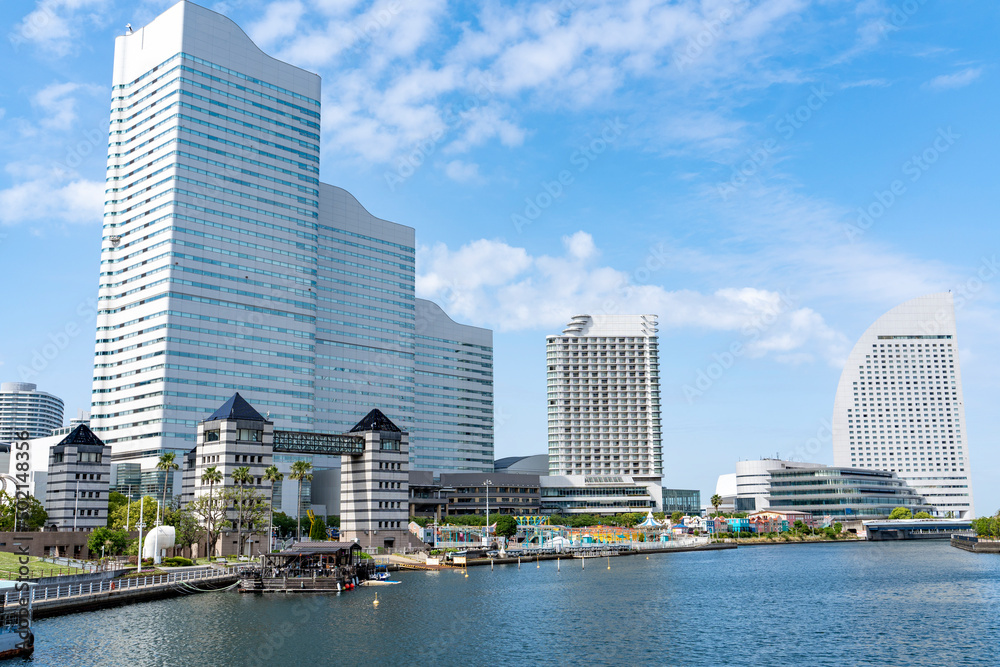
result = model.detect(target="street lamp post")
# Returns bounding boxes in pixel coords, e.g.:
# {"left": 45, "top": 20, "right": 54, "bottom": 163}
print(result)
{"left": 484, "top": 479, "right": 493, "bottom": 548}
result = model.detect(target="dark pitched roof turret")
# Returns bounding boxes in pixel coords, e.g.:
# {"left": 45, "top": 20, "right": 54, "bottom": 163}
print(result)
{"left": 349, "top": 409, "right": 401, "bottom": 433}
{"left": 206, "top": 392, "right": 266, "bottom": 422}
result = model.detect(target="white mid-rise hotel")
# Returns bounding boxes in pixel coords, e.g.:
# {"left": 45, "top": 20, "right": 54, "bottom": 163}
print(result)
{"left": 92, "top": 1, "right": 493, "bottom": 484}
{"left": 831, "top": 293, "right": 974, "bottom": 518}
{"left": 546, "top": 315, "right": 662, "bottom": 483}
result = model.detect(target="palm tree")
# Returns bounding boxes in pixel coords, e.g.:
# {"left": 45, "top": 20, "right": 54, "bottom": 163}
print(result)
{"left": 289, "top": 460, "right": 313, "bottom": 542}
{"left": 263, "top": 465, "right": 283, "bottom": 553}
{"left": 710, "top": 494, "right": 722, "bottom": 516}
{"left": 231, "top": 466, "right": 253, "bottom": 558}
{"left": 155, "top": 452, "right": 179, "bottom": 524}
{"left": 201, "top": 465, "right": 223, "bottom": 559}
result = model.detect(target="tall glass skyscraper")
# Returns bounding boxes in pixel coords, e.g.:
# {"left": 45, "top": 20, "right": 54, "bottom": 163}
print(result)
{"left": 546, "top": 314, "right": 662, "bottom": 483}
{"left": 831, "top": 293, "right": 974, "bottom": 518}
{"left": 93, "top": 1, "right": 492, "bottom": 478}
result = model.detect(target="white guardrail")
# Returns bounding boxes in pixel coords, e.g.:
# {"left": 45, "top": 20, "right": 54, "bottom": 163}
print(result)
{"left": 1, "top": 566, "right": 242, "bottom": 606}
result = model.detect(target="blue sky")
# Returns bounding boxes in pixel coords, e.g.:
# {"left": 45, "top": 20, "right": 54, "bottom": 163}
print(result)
{"left": 1, "top": 0, "right": 997, "bottom": 514}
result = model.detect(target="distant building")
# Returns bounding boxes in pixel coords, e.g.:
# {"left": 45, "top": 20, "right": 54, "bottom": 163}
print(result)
{"left": 546, "top": 315, "right": 662, "bottom": 491}
{"left": 494, "top": 455, "right": 549, "bottom": 475}
{"left": 712, "top": 473, "right": 737, "bottom": 513}
{"left": 767, "top": 466, "right": 932, "bottom": 521}
{"left": 44, "top": 424, "right": 111, "bottom": 531}
{"left": 732, "top": 459, "right": 817, "bottom": 512}
{"left": 831, "top": 293, "right": 974, "bottom": 518}
{"left": 540, "top": 475, "right": 657, "bottom": 515}
{"left": 0, "top": 382, "right": 64, "bottom": 445}
{"left": 662, "top": 489, "right": 700, "bottom": 515}
{"left": 439, "top": 473, "right": 541, "bottom": 516}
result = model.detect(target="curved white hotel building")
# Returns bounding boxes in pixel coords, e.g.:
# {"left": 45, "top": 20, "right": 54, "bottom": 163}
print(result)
{"left": 831, "top": 293, "right": 973, "bottom": 518}
{"left": 546, "top": 315, "right": 662, "bottom": 483}
{"left": 92, "top": 1, "right": 493, "bottom": 481}
{"left": 0, "top": 382, "right": 65, "bottom": 444}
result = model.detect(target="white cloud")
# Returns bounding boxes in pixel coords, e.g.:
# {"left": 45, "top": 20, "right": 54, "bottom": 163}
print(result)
{"left": 0, "top": 169, "right": 103, "bottom": 226}
{"left": 416, "top": 231, "right": 847, "bottom": 364}
{"left": 247, "top": 1, "right": 304, "bottom": 49}
{"left": 30, "top": 82, "right": 103, "bottom": 133}
{"left": 923, "top": 67, "right": 983, "bottom": 91}
{"left": 443, "top": 159, "right": 480, "bottom": 183}
{"left": 10, "top": 0, "right": 109, "bottom": 57}
{"left": 256, "top": 0, "right": 814, "bottom": 172}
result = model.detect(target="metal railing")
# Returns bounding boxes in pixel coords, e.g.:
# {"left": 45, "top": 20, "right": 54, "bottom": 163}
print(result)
{"left": 2, "top": 565, "right": 242, "bottom": 606}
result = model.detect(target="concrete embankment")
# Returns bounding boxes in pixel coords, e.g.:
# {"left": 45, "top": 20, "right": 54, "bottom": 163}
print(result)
{"left": 951, "top": 536, "right": 1000, "bottom": 554}
{"left": 423, "top": 543, "right": 735, "bottom": 570}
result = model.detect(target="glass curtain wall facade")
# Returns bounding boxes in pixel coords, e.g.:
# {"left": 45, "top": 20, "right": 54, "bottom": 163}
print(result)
{"left": 91, "top": 1, "right": 492, "bottom": 479}
{"left": 831, "top": 293, "right": 974, "bottom": 518}
{"left": 412, "top": 300, "right": 493, "bottom": 472}
{"left": 767, "top": 467, "right": 932, "bottom": 520}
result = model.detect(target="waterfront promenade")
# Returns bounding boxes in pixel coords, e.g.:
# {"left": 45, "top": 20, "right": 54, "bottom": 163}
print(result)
{"left": 4, "top": 566, "right": 240, "bottom": 618}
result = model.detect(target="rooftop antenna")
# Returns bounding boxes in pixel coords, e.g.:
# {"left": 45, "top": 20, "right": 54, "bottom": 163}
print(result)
{"left": 126, "top": 23, "right": 133, "bottom": 34}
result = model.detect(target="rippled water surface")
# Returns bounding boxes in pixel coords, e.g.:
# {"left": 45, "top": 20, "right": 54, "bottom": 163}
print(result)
{"left": 20, "top": 541, "right": 1000, "bottom": 666}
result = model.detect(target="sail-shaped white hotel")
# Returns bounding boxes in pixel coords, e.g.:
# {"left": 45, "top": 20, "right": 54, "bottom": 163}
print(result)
{"left": 831, "top": 293, "right": 974, "bottom": 518}
{"left": 92, "top": 1, "right": 493, "bottom": 486}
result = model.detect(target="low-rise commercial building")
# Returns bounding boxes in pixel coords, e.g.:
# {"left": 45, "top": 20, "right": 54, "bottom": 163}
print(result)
{"left": 662, "top": 488, "right": 701, "bottom": 515}
{"left": 540, "top": 475, "right": 657, "bottom": 515}
{"left": 767, "top": 467, "right": 932, "bottom": 521}
{"left": 441, "top": 473, "right": 541, "bottom": 516}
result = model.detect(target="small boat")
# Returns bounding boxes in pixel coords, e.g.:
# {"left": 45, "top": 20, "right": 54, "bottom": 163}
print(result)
{"left": 0, "top": 595, "right": 33, "bottom": 659}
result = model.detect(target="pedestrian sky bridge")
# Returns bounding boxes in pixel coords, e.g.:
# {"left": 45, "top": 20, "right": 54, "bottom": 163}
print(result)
{"left": 272, "top": 430, "right": 365, "bottom": 456}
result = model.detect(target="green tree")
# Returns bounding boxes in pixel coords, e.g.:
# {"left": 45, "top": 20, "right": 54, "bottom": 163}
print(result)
{"left": 327, "top": 515, "right": 340, "bottom": 528}
{"left": 670, "top": 511, "right": 684, "bottom": 524}
{"left": 914, "top": 511, "right": 932, "bottom": 519}
{"left": 833, "top": 522, "right": 843, "bottom": 534}
{"left": 888, "top": 507, "right": 913, "bottom": 520}
{"left": 0, "top": 493, "right": 48, "bottom": 531}
{"left": 272, "top": 511, "right": 297, "bottom": 539}
{"left": 289, "top": 460, "right": 313, "bottom": 541}
{"left": 200, "top": 465, "right": 223, "bottom": 557}
{"left": 107, "top": 492, "right": 129, "bottom": 527}
{"left": 108, "top": 496, "right": 159, "bottom": 531}
{"left": 189, "top": 494, "right": 228, "bottom": 560}
{"left": 495, "top": 515, "right": 518, "bottom": 541}
{"left": 226, "top": 486, "right": 267, "bottom": 556}
{"left": 87, "top": 527, "right": 129, "bottom": 556}
{"left": 710, "top": 494, "right": 722, "bottom": 514}
{"left": 231, "top": 466, "right": 253, "bottom": 557}
{"left": 309, "top": 514, "right": 327, "bottom": 541}
{"left": 263, "top": 464, "right": 283, "bottom": 552}
{"left": 155, "top": 452, "right": 179, "bottom": 524}
{"left": 166, "top": 507, "right": 204, "bottom": 553}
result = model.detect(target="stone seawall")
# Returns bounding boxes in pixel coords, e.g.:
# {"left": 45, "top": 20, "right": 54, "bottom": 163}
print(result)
{"left": 951, "top": 537, "right": 1000, "bottom": 554}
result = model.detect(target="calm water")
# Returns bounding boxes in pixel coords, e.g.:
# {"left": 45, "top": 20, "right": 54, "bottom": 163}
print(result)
{"left": 20, "top": 541, "right": 1000, "bottom": 666}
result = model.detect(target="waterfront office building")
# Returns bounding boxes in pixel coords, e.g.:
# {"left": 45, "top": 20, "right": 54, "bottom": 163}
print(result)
{"left": 831, "top": 293, "right": 974, "bottom": 518}
{"left": 0, "top": 382, "right": 64, "bottom": 445}
{"left": 766, "top": 466, "right": 932, "bottom": 521}
{"left": 91, "top": 1, "right": 493, "bottom": 498}
{"left": 546, "top": 315, "right": 662, "bottom": 481}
